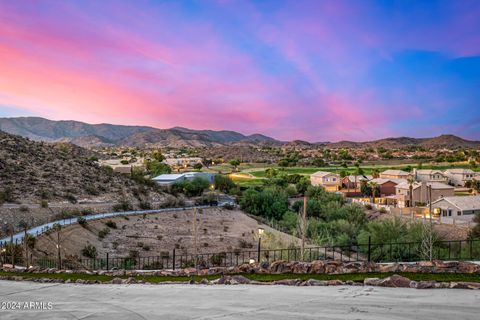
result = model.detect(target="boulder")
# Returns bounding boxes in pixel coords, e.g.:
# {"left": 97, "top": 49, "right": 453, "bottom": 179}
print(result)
{"left": 378, "top": 274, "right": 412, "bottom": 288}
{"left": 450, "top": 282, "right": 480, "bottom": 290}
{"left": 273, "top": 279, "right": 303, "bottom": 286}
{"left": 231, "top": 275, "right": 251, "bottom": 285}
{"left": 364, "top": 278, "right": 382, "bottom": 286}
{"left": 412, "top": 281, "right": 437, "bottom": 289}
{"left": 183, "top": 268, "right": 197, "bottom": 275}
{"left": 457, "top": 262, "right": 480, "bottom": 273}
{"left": 305, "top": 279, "right": 328, "bottom": 286}
{"left": 327, "top": 279, "right": 345, "bottom": 286}
{"left": 310, "top": 260, "right": 325, "bottom": 274}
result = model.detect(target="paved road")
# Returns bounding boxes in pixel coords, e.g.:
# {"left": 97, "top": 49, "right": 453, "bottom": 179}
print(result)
{"left": 0, "top": 198, "right": 236, "bottom": 244}
{"left": 0, "top": 281, "right": 479, "bottom": 320}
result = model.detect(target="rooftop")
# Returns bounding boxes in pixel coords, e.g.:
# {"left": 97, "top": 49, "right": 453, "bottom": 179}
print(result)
{"left": 433, "top": 195, "right": 480, "bottom": 210}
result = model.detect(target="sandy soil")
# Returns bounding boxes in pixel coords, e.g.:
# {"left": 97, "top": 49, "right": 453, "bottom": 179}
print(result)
{"left": 33, "top": 208, "right": 300, "bottom": 260}
{"left": 0, "top": 281, "right": 479, "bottom": 320}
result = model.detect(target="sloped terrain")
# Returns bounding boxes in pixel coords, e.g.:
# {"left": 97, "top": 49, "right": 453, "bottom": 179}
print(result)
{"left": 0, "top": 131, "right": 162, "bottom": 204}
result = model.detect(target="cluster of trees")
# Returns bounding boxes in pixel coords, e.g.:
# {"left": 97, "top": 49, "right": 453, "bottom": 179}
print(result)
{"left": 172, "top": 177, "right": 210, "bottom": 197}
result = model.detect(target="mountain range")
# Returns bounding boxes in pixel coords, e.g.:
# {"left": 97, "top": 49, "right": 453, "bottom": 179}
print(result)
{"left": 0, "top": 116, "right": 479, "bottom": 149}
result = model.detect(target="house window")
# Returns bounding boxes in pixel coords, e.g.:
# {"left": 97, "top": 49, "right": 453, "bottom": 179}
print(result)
{"left": 458, "top": 211, "right": 462, "bottom": 216}
{"left": 448, "top": 209, "right": 452, "bottom": 216}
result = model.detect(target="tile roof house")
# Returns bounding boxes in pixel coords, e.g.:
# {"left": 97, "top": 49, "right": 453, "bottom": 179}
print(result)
{"left": 369, "top": 178, "right": 406, "bottom": 196}
{"left": 310, "top": 171, "right": 341, "bottom": 192}
{"left": 432, "top": 195, "right": 480, "bottom": 222}
{"left": 395, "top": 181, "right": 454, "bottom": 207}
{"left": 444, "top": 169, "right": 478, "bottom": 186}
{"left": 379, "top": 169, "right": 412, "bottom": 180}
{"left": 341, "top": 175, "right": 373, "bottom": 189}
{"left": 413, "top": 169, "right": 448, "bottom": 183}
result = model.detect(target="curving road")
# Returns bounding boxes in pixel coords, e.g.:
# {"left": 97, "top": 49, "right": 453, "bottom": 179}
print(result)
{"left": 0, "top": 281, "right": 479, "bottom": 320}
{"left": 0, "top": 197, "right": 235, "bottom": 245}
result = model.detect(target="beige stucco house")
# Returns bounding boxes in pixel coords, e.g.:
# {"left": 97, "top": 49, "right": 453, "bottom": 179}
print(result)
{"left": 395, "top": 181, "right": 454, "bottom": 207}
{"left": 413, "top": 169, "right": 448, "bottom": 183}
{"left": 310, "top": 171, "right": 341, "bottom": 192}
{"left": 432, "top": 195, "right": 480, "bottom": 223}
{"left": 444, "top": 169, "right": 478, "bottom": 186}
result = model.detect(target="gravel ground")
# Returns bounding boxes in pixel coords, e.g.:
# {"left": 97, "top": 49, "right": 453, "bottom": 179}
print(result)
{"left": 0, "top": 281, "right": 479, "bottom": 320}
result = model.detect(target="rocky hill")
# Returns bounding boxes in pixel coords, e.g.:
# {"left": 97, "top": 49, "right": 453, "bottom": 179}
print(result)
{"left": 326, "top": 135, "right": 480, "bottom": 150}
{"left": 0, "top": 117, "right": 281, "bottom": 148}
{"left": 0, "top": 131, "right": 163, "bottom": 204}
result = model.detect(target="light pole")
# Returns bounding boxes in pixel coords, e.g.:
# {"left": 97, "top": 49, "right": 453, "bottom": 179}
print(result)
{"left": 257, "top": 228, "right": 264, "bottom": 263}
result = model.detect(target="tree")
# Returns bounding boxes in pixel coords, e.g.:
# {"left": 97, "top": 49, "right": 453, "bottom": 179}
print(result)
{"left": 295, "top": 177, "right": 311, "bottom": 196}
{"left": 371, "top": 168, "right": 380, "bottom": 178}
{"left": 151, "top": 150, "right": 165, "bottom": 162}
{"left": 229, "top": 159, "right": 240, "bottom": 171}
{"left": 193, "top": 163, "right": 203, "bottom": 170}
{"left": 368, "top": 181, "right": 379, "bottom": 204}
{"left": 214, "top": 175, "right": 236, "bottom": 193}
{"left": 146, "top": 160, "right": 171, "bottom": 176}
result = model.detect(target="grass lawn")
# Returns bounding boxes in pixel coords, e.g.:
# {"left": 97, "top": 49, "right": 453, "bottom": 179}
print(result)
{"left": 247, "top": 162, "right": 479, "bottom": 178}
{"left": 1, "top": 271, "right": 479, "bottom": 283}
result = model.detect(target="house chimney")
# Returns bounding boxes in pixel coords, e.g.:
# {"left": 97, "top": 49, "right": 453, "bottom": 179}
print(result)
{"left": 413, "top": 168, "right": 417, "bottom": 180}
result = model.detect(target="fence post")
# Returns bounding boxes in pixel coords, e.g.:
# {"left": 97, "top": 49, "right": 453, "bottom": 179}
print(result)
{"left": 106, "top": 253, "right": 109, "bottom": 271}
{"left": 172, "top": 249, "right": 176, "bottom": 270}
{"left": 367, "top": 236, "right": 371, "bottom": 262}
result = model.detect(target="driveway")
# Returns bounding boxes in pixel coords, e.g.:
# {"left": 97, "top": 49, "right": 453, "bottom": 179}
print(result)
{"left": 0, "top": 281, "right": 478, "bottom": 319}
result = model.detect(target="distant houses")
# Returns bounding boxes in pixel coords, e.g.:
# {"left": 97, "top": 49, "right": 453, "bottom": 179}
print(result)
{"left": 368, "top": 178, "right": 405, "bottom": 197}
{"left": 310, "top": 171, "right": 341, "bottom": 192}
{"left": 341, "top": 175, "right": 372, "bottom": 190}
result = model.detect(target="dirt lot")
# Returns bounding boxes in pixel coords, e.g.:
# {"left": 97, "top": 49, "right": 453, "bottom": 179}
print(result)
{"left": 32, "top": 208, "right": 300, "bottom": 260}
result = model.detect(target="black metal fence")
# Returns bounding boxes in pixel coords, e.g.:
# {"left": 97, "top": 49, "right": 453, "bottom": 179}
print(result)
{"left": 3, "top": 238, "right": 479, "bottom": 270}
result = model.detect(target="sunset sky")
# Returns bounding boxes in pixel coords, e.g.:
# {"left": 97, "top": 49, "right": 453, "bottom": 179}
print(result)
{"left": 0, "top": 0, "right": 479, "bottom": 142}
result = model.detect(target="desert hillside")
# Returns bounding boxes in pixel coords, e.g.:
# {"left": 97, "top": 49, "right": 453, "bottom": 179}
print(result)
{"left": 0, "top": 130, "right": 163, "bottom": 204}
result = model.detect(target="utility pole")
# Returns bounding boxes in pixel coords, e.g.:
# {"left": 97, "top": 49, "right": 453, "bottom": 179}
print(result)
{"left": 192, "top": 208, "right": 198, "bottom": 268}
{"left": 300, "top": 196, "right": 307, "bottom": 261}
{"left": 10, "top": 225, "right": 14, "bottom": 267}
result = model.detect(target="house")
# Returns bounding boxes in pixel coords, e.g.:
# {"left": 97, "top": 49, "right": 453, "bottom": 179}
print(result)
{"left": 310, "top": 171, "right": 341, "bottom": 192}
{"left": 432, "top": 195, "right": 480, "bottom": 223}
{"left": 163, "top": 157, "right": 203, "bottom": 169}
{"left": 342, "top": 175, "right": 372, "bottom": 190}
{"left": 413, "top": 169, "right": 448, "bottom": 183}
{"left": 368, "top": 178, "right": 405, "bottom": 196}
{"left": 152, "top": 172, "right": 215, "bottom": 186}
{"left": 395, "top": 181, "right": 454, "bottom": 207}
{"left": 444, "top": 169, "right": 478, "bottom": 186}
{"left": 379, "top": 169, "right": 412, "bottom": 180}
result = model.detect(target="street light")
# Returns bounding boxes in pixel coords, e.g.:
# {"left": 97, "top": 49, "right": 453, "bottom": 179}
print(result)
{"left": 257, "top": 228, "right": 264, "bottom": 263}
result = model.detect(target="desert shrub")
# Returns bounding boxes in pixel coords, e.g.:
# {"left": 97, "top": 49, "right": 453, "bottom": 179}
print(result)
{"left": 65, "top": 193, "right": 77, "bottom": 204}
{"left": 139, "top": 200, "right": 152, "bottom": 210}
{"left": 364, "top": 204, "right": 373, "bottom": 210}
{"left": 81, "top": 244, "right": 97, "bottom": 258}
{"left": 223, "top": 203, "right": 234, "bottom": 210}
{"left": 77, "top": 217, "right": 87, "bottom": 228}
{"left": 137, "top": 242, "right": 144, "bottom": 247}
{"left": 157, "top": 235, "right": 163, "bottom": 240}
{"left": 26, "top": 235, "right": 36, "bottom": 249}
{"left": 105, "top": 221, "right": 117, "bottom": 229}
{"left": 160, "top": 251, "right": 170, "bottom": 258}
{"left": 238, "top": 239, "right": 253, "bottom": 249}
{"left": 379, "top": 207, "right": 387, "bottom": 214}
{"left": 40, "top": 200, "right": 49, "bottom": 208}
{"left": 142, "top": 244, "right": 151, "bottom": 251}
{"left": 98, "top": 228, "right": 110, "bottom": 240}
{"left": 112, "top": 241, "right": 119, "bottom": 249}
{"left": 210, "top": 252, "right": 226, "bottom": 266}
{"left": 113, "top": 198, "right": 133, "bottom": 212}
{"left": 19, "top": 205, "right": 29, "bottom": 212}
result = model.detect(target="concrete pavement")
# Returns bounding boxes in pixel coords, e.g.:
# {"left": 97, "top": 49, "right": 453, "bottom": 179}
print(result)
{"left": 0, "top": 281, "right": 479, "bottom": 319}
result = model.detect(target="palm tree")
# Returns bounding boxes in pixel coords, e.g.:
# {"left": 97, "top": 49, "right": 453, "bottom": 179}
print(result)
{"left": 371, "top": 168, "right": 380, "bottom": 179}
{"left": 368, "top": 181, "right": 379, "bottom": 204}
{"left": 407, "top": 177, "right": 414, "bottom": 208}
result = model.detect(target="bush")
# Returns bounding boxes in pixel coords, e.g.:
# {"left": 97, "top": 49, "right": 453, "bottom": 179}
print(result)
{"left": 105, "top": 221, "right": 118, "bottom": 229}
{"left": 98, "top": 228, "right": 110, "bottom": 239}
{"left": 77, "top": 217, "right": 88, "bottom": 228}
{"left": 113, "top": 198, "right": 133, "bottom": 212}
{"left": 379, "top": 207, "right": 387, "bottom": 214}
{"left": 142, "top": 244, "right": 151, "bottom": 251}
{"left": 19, "top": 205, "right": 29, "bottom": 212}
{"left": 223, "top": 203, "right": 234, "bottom": 210}
{"left": 364, "top": 204, "right": 373, "bottom": 210}
{"left": 81, "top": 244, "right": 97, "bottom": 258}
{"left": 65, "top": 193, "right": 77, "bottom": 204}
{"left": 139, "top": 200, "right": 152, "bottom": 210}
{"left": 210, "top": 252, "right": 226, "bottom": 266}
